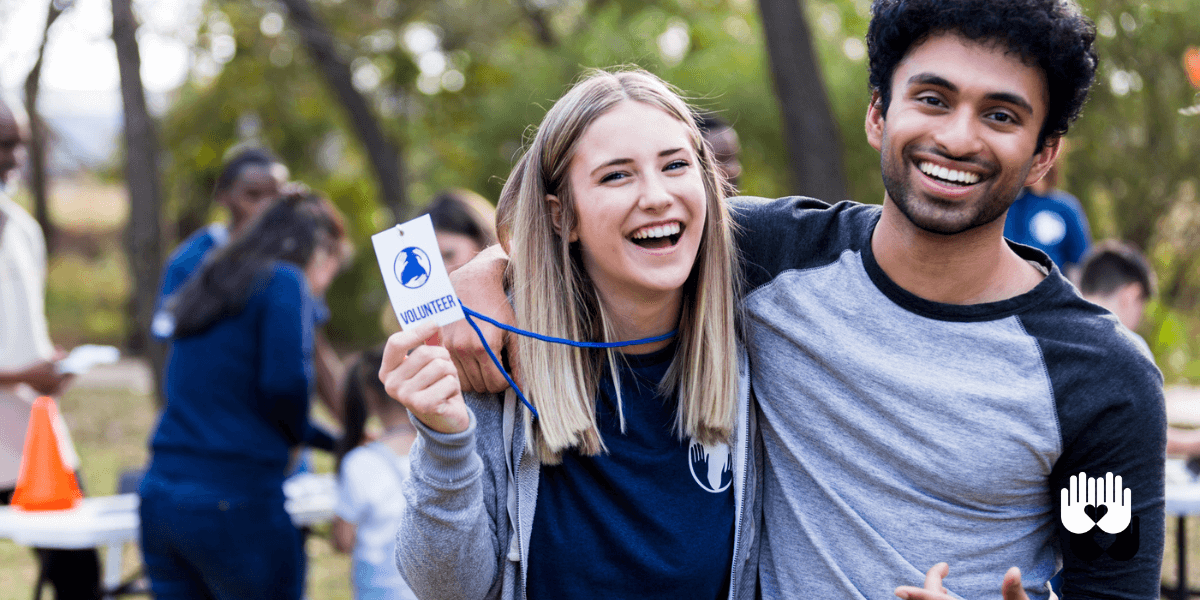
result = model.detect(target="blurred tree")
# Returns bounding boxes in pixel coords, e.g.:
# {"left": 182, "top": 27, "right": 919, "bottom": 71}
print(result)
{"left": 113, "top": 0, "right": 167, "bottom": 404}
{"left": 757, "top": 0, "right": 847, "bottom": 200}
{"left": 278, "top": 0, "right": 410, "bottom": 221}
{"left": 23, "top": 0, "right": 67, "bottom": 255}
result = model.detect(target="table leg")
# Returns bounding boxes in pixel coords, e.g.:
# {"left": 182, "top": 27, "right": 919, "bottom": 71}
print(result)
{"left": 1180, "top": 515, "right": 1188, "bottom": 600}
{"left": 103, "top": 541, "right": 123, "bottom": 599}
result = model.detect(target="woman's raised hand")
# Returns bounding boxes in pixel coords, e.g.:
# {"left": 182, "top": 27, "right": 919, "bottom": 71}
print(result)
{"left": 380, "top": 321, "right": 470, "bottom": 434}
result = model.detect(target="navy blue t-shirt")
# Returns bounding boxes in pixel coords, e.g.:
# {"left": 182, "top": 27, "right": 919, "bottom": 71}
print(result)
{"left": 526, "top": 344, "right": 736, "bottom": 599}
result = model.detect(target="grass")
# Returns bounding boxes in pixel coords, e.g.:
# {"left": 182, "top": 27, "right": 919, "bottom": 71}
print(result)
{"left": 0, "top": 364, "right": 352, "bottom": 600}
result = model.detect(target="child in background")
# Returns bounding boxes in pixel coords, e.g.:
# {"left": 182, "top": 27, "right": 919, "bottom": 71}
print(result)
{"left": 333, "top": 347, "right": 418, "bottom": 600}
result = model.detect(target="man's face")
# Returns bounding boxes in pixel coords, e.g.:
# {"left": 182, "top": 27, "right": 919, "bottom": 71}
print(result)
{"left": 219, "top": 165, "right": 281, "bottom": 234}
{"left": 866, "top": 32, "right": 1059, "bottom": 235}
{"left": 704, "top": 126, "right": 742, "bottom": 188}
{"left": 0, "top": 109, "right": 22, "bottom": 186}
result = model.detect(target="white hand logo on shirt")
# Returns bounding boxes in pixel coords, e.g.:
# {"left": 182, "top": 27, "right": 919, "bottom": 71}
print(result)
{"left": 1060, "top": 471, "right": 1133, "bottom": 535}
{"left": 1060, "top": 472, "right": 1098, "bottom": 534}
{"left": 1095, "top": 472, "right": 1132, "bottom": 534}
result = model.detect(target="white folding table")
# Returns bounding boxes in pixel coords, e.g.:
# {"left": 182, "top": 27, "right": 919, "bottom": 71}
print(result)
{"left": 0, "top": 472, "right": 336, "bottom": 599}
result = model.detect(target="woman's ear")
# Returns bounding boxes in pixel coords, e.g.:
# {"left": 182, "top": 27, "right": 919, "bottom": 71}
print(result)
{"left": 546, "top": 194, "right": 578, "bottom": 242}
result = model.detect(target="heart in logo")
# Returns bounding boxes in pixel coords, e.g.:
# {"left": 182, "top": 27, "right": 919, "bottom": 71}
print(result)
{"left": 1083, "top": 504, "right": 1108, "bottom": 524}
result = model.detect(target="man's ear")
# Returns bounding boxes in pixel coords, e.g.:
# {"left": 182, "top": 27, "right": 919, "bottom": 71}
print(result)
{"left": 1024, "top": 136, "right": 1062, "bottom": 188}
{"left": 546, "top": 194, "right": 578, "bottom": 242}
{"left": 865, "top": 91, "right": 886, "bottom": 152}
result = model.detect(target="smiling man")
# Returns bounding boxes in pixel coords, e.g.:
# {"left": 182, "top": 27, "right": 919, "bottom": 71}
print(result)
{"left": 732, "top": 1, "right": 1163, "bottom": 598}
{"left": 442, "top": 0, "right": 1165, "bottom": 598}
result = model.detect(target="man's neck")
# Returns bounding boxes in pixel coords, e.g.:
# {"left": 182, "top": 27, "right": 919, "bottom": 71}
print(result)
{"left": 871, "top": 200, "right": 1045, "bottom": 305}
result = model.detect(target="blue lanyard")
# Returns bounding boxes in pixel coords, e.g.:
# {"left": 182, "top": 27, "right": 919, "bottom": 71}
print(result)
{"left": 460, "top": 305, "right": 677, "bottom": 420}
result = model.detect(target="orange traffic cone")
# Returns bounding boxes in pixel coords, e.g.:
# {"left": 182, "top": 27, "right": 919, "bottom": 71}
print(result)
{"left": 11, "top": 396, "right": 82, "bottom": 511}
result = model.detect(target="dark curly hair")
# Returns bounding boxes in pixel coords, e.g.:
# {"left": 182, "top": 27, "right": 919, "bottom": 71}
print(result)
{"left": 866, "top": 0, "right": 1098, "bottom": 152}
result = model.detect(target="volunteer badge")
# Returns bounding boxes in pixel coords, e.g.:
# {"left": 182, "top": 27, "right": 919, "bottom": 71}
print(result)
{"left": 372, "top": 214, "right": 465, "bottom": 329}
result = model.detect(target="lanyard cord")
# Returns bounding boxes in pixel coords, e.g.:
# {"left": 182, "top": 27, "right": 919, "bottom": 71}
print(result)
{"left": 460, "top": 305, "right": 678, "bottom": 420}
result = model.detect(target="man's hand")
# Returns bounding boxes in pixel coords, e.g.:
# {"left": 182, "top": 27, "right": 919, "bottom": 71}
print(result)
{"left": 6, "top": 357, "right": 73, "bottom": 396}
{"left": 380, "top": 321, "right": 469, "bottom": 434}
{"left": 444, "top": 244, "right": 514, "bottom": 393}
{"left": 895, "top": 563, "right": 1029, "bottom": 600}
{"left": 1061, "top": 472, "right": 1098, "bottom": 534}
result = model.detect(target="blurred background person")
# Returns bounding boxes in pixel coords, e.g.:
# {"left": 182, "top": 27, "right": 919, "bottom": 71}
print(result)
{"left": 698, "top": 113, "right": 742, "bottom": 194}
{"left": 332, "top": 346, "right": 418, "bottom": 600}
{"left": 0, "top": 96, "right": 101, "bottom": 600}
{"left": 1079, "top": 240, "right": 1155, "bottom": 347}
{"left": 139, "top": 192, "right": 348, "bottom": 600}
{"left": 1004, "top": 150, "right": 1092, "bottom": 280}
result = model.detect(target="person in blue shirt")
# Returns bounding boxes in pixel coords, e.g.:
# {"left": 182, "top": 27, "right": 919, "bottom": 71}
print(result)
{"left": 381, "top": 69, "right": 759, "bottom": 600}
{"left": 139, "top": 192, "right": 348, "bottom": 600}
{"left": 1003, "top": 158, "right": 1093, "bottom": 278}
{"left": 155, "top": 148, "right": 286, "bottom": 307}
{"left": 154, "top": 148, "right": 343, "bottom": 448}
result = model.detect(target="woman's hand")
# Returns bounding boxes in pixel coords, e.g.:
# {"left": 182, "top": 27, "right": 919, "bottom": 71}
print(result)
{"left": 894, "top": 563, "right": 1028, "bottom": 600}
{"left": 380, "top": 321, "right": 470, "bottom": 434}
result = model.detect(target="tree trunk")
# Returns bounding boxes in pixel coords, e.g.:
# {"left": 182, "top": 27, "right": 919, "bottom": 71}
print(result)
{"left": 22, "top": 0, "right": 66, "bottom": 255}
{"left": 278, "top": 0, "right": 410, "bottom": 221}
{"left": 756, "top": 0, "right": 849, "bottom": 202}
{"left": 112, "top": 0, "right": 167, "bottom": 407}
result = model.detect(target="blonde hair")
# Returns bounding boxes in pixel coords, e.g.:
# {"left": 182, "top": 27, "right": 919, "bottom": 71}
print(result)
{"left": 496, "top": 68, "right": 741, "bottom": 464}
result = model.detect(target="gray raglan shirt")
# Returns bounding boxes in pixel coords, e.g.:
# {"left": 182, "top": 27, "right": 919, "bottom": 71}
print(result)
{"left": 731, "top": 197, "right": 1165, "bottom": 599}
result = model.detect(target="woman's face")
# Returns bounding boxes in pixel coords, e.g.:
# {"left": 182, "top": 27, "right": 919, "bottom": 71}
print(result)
{"left": 305, "top": 245, "right": 342, "bottom": 297}
{"left": 437, "top": 231, "right": 485, "bottom": 274}
{"left": 557, "top": 100, "right": 707, "bottom": 307}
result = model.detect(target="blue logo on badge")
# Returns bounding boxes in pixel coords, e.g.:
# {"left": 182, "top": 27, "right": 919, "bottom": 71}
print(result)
{"left": 395, "top": 247, "right": 431, "bottom": 289}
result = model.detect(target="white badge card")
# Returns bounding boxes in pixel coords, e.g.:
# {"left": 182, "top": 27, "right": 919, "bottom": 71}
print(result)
{"left": 371, "top": 214, "right": 465, "bottom": 329}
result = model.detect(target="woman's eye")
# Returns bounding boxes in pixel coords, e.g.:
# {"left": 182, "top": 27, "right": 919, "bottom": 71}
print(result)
{"left": 600, "top": 171, "right": 627, "bottom": 183}
{"left": 664, "top": 160, "right": 689, "bottom": 171}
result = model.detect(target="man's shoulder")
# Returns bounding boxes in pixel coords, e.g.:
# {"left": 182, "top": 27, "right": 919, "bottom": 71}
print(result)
{"left": 729, "top": 195, "right": 880, "bottom": 225}
{"left": 165, "top": 225, "right": 224, "bottom": 269}
{"left": 1020, "top": 286, "right": 1163, "bottom": 403}
{"left": 729, "top": 196, "right": 880, "bottom": 290}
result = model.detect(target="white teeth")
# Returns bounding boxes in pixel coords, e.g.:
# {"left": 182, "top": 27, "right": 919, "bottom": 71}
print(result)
{"left": 919, "top": 162, "right": 980, "bottom": 185}
{"left": 632, "top": 222, "right": 682, "bottom": 239}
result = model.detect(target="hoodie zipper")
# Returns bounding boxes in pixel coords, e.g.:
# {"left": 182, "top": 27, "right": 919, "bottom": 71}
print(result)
{"left": 727, "top": 353, "right": 751, "bottom": 600}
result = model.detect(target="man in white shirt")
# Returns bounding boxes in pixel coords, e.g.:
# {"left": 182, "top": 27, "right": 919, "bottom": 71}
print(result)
{"left": 0, "top": 97, "right": 100, "bottom": 599}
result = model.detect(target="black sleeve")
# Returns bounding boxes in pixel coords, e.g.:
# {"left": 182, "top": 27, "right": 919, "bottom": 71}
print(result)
{"left": 1024, "top": 306, "right": 1166, "bottom": 599}
{"left": 727, "top": 196, "right": 880, "bottom": 293}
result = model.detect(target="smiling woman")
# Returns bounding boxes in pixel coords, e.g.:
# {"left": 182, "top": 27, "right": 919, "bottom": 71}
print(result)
{"left": 380, "top": 68, "right": 759, "bottom": 600}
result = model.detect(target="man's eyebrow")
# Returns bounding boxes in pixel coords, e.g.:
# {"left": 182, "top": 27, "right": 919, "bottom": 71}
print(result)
{"left": 906, "top": 73, "right": 1034, "bottom": 114}
{"left": 907, "top": 73, "right": 957, "bottom": 93}
{"left": 589, "top": 148, "right": 686, "bottom": 176}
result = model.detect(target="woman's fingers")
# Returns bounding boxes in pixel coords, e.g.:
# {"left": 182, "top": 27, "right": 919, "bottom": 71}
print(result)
{"left": 380, "top": 322, "right": 441, "bottom": 376}
{"left": 380, "top": 331, "right": 468, "bottom": 434}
